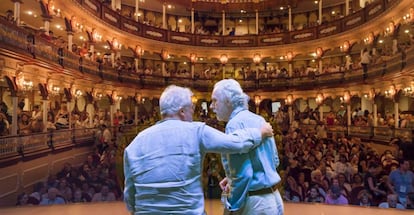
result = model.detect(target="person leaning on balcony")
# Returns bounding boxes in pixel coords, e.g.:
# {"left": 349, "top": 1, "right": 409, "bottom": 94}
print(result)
{"left": 18, "top": 112, "right": 32, "bottom": 135}
{"left": 360, "top": 48, "right": 372, "bottom": 80}
{"left": 0, "top": 112, "right": 9, "bottom": 136}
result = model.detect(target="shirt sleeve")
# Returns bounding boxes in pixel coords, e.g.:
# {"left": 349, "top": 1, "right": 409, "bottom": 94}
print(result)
{"left": 199, "top": 124, "right": 262, "bottom": 154}
{"left": 123, "top": 150, "right": 136, "bottom": 212}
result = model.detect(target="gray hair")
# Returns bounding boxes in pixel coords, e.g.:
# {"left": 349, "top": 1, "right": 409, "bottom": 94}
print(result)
{"left": 159, "top": 85, "right": 193, "bottom": 116}
{"left": 213, "top": 79, "right": 249, "bottom": 109}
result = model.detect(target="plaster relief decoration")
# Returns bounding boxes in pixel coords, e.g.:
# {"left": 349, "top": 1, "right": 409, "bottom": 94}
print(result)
{"left": 146, "top": 31, "right": 163, "bottom": 37}
{"left": 124, "top": 23, "right": 138, "bottom": 31}
{"left": 85, "top": 0, "right": 98, "bottom": 11}
{"left": 231, "top": 39, "right": 250, "bottom": 44}
{"left": 104, "top": 13, "right": 118, "bottom": 23}
{"left": 346, "top": 17, "right": 362, "bottom": 26}
{"left": 171, "top": 36, "right": 190, "bottom": 42}
{"left": 200, "top": 39, "right": 219, "bottom": 44}
{"left": 368, "top": 5, "right": 382, "bottom": 16}
{"left": 262, "top": 37, "right": 283, "bottom": 43}
{"left": 293, "top": 32, "right": 313, "bottom": 39}
{"left": 320, "top": 26, "right": 337, "bottom": 34}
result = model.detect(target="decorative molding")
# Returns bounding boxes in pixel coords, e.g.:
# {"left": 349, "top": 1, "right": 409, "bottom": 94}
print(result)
{"left": 146, "top": 31, "right": 163, "bottom": 38}
{"left": 104, "top": 13, "right": 118, "bottom": 23}
{"left": 171, "top": 36, "right": 190, "bottom": 42}
{"left": 85, "top": 0, "right": 98, "bottom": 11}
{"left": 200, "top": 39, "right": 219, "bottom": 44}
{"left": 124, "top": 23, "right": 138, "bottom": 31}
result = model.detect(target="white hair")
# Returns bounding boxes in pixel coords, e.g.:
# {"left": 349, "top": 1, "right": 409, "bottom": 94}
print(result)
{"left": 159, "top": 85, "right": 193, "bottom": 116}
{"left": 213, "top": 79, "right": 249, "bottom": 109}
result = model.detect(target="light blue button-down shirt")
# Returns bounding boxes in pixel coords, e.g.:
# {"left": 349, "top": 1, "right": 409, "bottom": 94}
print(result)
{"left": 222, "top": 107, "right": 281, "bottom": 211}
{"left": 123, "top": 119, "right": 264, "bottom": 215}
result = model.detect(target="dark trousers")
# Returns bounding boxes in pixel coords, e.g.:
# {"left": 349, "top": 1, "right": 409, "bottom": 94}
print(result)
{"left": 361, "top": 63, "right": 368, "bottom": 79}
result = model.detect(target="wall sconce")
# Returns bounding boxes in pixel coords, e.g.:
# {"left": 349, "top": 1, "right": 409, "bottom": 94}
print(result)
{"left": 51, "top": 85, "right": 60, "bottom": 96}
{"left": 111, "top": 38, "right": 122, "bottom": 50}
{"left": 340, "top": 40, "right": 350, "bottom": 52}
{"left": 220, "top": 54, "right": 228, "bottom": 65}
{"left": 253, "top": 53, "right": 261, "bottom": 65}
{"left": 286, "top": 51, "right": 294, "bottom": 62}
{"left": 315, "top": 47, "right": 323, "bottom": 58}
{"left": 92, "top": 28, "right": 102, "bottom": 42}
{"left": 254, "top": 95, "right": 261, "bottom": 106}
{"left": 403, "top": 86, "right": 413, "bottom": 96}
{"left": 386, "top": 21, "right": 395, "bottom": 35}
{"left": 116, "top": 96, "right": 122, "bottom": 101}
{"left": 95, "top": 92, "right": 103, "bottom": 100}
{"left": 285, "top": 94, "right": 293, "bottom": 105}
{"left": 74, "top": 89, "right": 83, "bottom": 98}
{"left": 47, "top": 0, "right": 61, "bottom": 17}
{"left": 190, "top": 53, "right": 197, "bottom": 64}
{"left": 369, "top": 88, "right": 376, "bottom": 100}
{"left": 16, "top": 74, "right": 33, "bottom": 92}
{"left": 315, "top": 93, "right": 324, "bottom": 105}
{"left": 364, "top": 32, "right": 375, "bottom": 44}
{"left": 343, "top": 90, "right": 351, "bottom": 104}
{"left": 134, "top": 45, "right": 144, "bottom": 58}
{"left": 134, "top": 93, "right": 142, "bottom": 104}
{"left": 384, "top": 85, "right": 396, "bottom": 98}
{"left": 191, "top": 96, "right": 198, "bottom": 104}
{"left": 161, "top": 49, "right": 169, "bottom": 61}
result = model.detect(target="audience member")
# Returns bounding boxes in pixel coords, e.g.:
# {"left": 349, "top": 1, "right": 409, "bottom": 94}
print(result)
{"left": 39, "top": 187, "right": 66, "bottom": 205}
{"left": 325, "top": 185, "right": 349, "bottom": 205}
{"left": 378, "top": 194, "right": 405, "bottom": 209}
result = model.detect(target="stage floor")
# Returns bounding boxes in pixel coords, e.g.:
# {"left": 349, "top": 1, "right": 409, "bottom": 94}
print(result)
{"left": 0, "top": 200, "right": 411, "bottom": 215}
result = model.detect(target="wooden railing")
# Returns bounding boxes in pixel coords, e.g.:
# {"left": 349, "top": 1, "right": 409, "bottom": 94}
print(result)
{"left": 72, "top": 0, "right": 400, "bottom": 47}
{"left": 0, "top": 127, "right": 96, "bottom": 166}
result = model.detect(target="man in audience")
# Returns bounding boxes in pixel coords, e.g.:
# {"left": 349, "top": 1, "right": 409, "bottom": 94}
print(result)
{"left": 91, "top": 184, "right": 116, "bottom": 202}
{"left": 378, "top": 194, "right": 405, "bottom": 209}
{"left": 123, "top": 85, "right": 274, "bottom": 214}
{"left": 325, "top": 185, "right": 348, "bottom": 205}
{"left": 39, "top": 187, "right": 65, "bottom": 205}
{"left": 387, "top": 159, "right": 414, "bottom": 206}
{"left": 210, "top": 79, "right": 283, "bottom": 215}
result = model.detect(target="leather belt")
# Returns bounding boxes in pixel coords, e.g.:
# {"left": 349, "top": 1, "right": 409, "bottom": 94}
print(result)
{"left": 248, "top": 184, "right": 278, "bottom": 196}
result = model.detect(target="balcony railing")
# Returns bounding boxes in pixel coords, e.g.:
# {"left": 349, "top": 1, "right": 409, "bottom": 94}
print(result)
{"left": 72, "top": 0, "right": 401, "bottom": 47}
{"left": 0, "top": 127, "right": 96, "bottom": 165}
{"left": 1, "top": 15, "right": 413, "bottom": 92}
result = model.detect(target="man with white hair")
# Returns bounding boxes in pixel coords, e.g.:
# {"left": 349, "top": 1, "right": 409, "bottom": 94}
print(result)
{"left": 123, "top": 85, "right": 274, "bottom": 215}
{"left": 210, "top": 79, "right": 283, "bottom": 214}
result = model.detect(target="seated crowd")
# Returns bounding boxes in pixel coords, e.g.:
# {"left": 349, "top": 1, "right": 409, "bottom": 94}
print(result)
{"left": 280, "top": 118, "right": 414, "bottom": 209}
{"left": 16, "top": 142, "right": 121, "bottom": 206}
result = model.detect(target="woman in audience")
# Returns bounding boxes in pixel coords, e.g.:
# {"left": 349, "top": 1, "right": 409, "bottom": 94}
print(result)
{"left": 364, "top": 162, "right": 387, "bottom": 205}
{"left": 18, "top": 112, "right": 31, "bottom": 135}
{"left": 357, "top": 190, "right": 373, "bottom": 206}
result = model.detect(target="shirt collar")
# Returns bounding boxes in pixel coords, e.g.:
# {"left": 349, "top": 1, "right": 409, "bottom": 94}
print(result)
{"left": 229, "top": 106, "right": 247, "bottom": 120}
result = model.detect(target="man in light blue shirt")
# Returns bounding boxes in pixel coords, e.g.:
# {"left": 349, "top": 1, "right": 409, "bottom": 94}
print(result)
{"left": 211, "top": 79, "right": 284, "bottom": 215}
{"left": 123, "top": 85, "right": 273, "bottom": 215}
{"left": 387, "top": 159, "right": 414, "bottom": 206}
